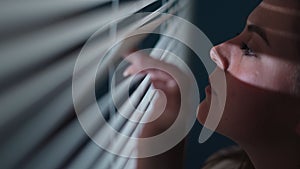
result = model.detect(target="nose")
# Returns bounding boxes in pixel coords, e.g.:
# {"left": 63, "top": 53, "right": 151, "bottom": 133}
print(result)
{"left": 210, "top": 46, "right": 229, "bottom": 70}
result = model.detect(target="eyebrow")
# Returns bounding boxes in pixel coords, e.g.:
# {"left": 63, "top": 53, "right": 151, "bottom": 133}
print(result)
{"left": 247, "top": 24, "right": 270, "bottom": 46}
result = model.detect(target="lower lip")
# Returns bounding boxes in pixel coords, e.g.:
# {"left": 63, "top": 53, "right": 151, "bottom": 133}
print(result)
{"left": 205, "top": 85, "right": 211, "bottom": 95}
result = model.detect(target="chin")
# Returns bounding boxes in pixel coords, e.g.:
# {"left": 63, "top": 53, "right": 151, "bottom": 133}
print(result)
{"left": 197, "top": 100, "right": 210, "bottom": 125}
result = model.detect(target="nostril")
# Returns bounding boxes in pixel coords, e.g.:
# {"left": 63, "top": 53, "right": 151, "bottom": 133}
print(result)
{"left": 210, "top": 47, "right": 228, "bottom": 70}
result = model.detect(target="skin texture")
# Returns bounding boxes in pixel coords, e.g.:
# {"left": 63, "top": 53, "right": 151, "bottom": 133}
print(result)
{"left": 124, "top": 0, "right": 300, "bottom": 168}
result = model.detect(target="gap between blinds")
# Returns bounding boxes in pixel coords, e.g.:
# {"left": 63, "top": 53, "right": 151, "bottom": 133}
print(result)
{"left": 0, "top": 0, "right": 195, "bottom": 169}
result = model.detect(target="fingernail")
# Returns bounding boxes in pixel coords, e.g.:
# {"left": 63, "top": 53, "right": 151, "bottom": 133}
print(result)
{"left": 123, "top": 70, "right": 129, "bottom": 77}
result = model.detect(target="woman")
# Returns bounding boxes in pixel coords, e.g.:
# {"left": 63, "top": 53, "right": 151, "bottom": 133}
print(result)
{"left": 124, "top": 0, "right": 300, "bottom": 168}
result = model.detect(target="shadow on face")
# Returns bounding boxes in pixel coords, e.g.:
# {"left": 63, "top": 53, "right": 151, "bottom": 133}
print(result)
{"left": 198, "top": 0, "right": 300, "bottom": 145}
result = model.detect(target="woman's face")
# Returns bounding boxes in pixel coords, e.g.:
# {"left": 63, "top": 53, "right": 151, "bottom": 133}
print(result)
{"left": 198, "top": 0, "right": 300, "bottom": 143}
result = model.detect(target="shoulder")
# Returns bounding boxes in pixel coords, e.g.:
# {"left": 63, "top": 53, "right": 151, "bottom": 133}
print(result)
{"left": 200, "top": 146, "right": 255, "bottom": 169}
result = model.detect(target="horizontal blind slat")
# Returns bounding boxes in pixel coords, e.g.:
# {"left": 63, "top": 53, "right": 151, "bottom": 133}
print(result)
{"left": 0, "top": 87, "right": 73, "bottom": 169}
{"left": 0, "top": 1, "right": 195, "bottom": 169}
{"left": 0, "top": 1, "right": 176, "bottom": 129}
{"left": 0, "top": 0, "right": 159, "bottom": 82}
{"left": 0, "top": 0, "right": 111, "bottom": 33}
{"left": 0, "top": 54, "right": 76, "bottom": 128}
{"left": 73, "top": 13, "right": 174, "bottom": 111}
{"left": 20, "top": 119, "right": 87, "bottom": 169}
{"left": 64, "top": 141, "right": 104, "bottom": 169}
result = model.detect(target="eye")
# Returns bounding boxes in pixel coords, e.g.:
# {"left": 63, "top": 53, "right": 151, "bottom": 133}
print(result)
{"left": 241, "top": 42, "right": 256, "bottom": 57}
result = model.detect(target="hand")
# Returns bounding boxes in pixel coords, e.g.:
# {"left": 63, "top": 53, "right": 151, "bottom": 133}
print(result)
{"left": 123, "top": 51, "right": 182, "bottom": 136}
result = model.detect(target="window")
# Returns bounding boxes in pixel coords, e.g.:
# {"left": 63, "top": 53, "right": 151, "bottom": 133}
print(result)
{"left": 0, "top": 1, "right": 200, "bottom": 169}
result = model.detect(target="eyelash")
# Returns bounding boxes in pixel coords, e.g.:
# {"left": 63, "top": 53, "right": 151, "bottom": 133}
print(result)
{"left": 240, "top": 42, "right": 256, "bottom": 57}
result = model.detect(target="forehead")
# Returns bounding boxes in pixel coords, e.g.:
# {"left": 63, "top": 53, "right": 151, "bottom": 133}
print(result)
{"left": 247, "top": 0, "right": 300, "bottom": 59}
{"left": 248, "top": 1, "right": 300, "bottom": 36}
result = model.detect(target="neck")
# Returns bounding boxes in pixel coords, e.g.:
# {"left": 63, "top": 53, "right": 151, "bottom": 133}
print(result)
{"left": 241, "top": 136, "right": 300, "bottom": 169}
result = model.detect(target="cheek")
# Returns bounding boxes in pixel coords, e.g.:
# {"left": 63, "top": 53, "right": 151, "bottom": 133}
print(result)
{"left": 215, "top": 56, "right": 295, "bottom": 140}
{"left": 230, "top": 60, "right": 260, "bottom": 87}
{"left": 231, "top": 58, "right": 292, "bottom": 94}
{"left": 225, "top": 78, "right": 260, "bottom": 117}
{"left": 215, "top": 74, "right": 272, "bottom": 139}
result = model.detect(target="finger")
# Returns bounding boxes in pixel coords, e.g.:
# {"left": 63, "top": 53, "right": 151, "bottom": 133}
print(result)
{"left": 123, "top": 64, "right": 147, "bottom": 77}
{"left": 148, "top": 69, "right": 173, "bottom": 82}
{"left": 122, "top": 60, "right": 153, "bottom": 76}
{"left": 122, "top": 56, "right": 167, "bottom": 77}
{"left": 123, "top": 65, "right": 136, "bottom": 77}
{"left": 152, "top": 80, "right": 168, "bottom": 91}
{"left": 122, "top": 51, "right": 150, "bottom": 64}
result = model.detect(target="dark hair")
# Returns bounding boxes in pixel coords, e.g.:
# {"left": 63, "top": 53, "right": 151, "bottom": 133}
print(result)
{"left": 201, "top": 146, "right": 255, "bottom": 169}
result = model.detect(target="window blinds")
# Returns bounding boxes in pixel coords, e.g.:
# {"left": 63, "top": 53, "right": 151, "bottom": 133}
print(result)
{"left": 0, "top": 0, "right": 196, "bottom": 169}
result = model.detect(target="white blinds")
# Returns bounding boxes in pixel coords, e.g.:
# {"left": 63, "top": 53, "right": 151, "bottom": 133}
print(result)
{"left": 0, "top": 0, "right": 195, "bottom": 169}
